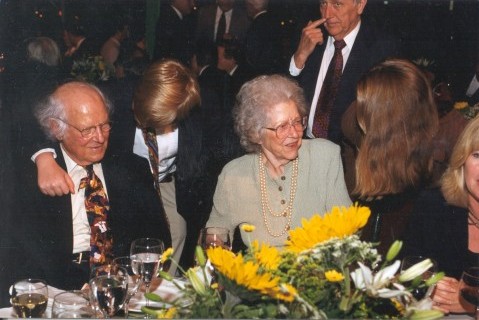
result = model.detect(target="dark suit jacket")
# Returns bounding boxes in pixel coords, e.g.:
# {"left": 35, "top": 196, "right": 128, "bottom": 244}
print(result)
{"left": 297, "top": 21, "right": 399, "bottom": 144}
{"left": 63, "top": 38, "right": 98, "bottom": 73}
{"left": 153, "top": 4, "right": 194, "bottom": 66}
{"left": 195, "top": 3, "right": 250, "bottom": 45}
{"left": 9, "top": 145, "right": 171, "bottom": 293}
{"left": 245, "top": 11, "right": 284, "bottom": 76}
{"left": 401, "top": 188, "right": 479, "bottom": 280}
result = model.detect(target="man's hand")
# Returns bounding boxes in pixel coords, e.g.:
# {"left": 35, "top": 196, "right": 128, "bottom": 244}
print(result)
{"left": 36, "top": 152, "right": 75, "bottom": 196}
{"left": 293, "top": 18, "right": 328, "bottom": 69}
{"left": 217, "top": 46, "right": 237, "bottom": 74}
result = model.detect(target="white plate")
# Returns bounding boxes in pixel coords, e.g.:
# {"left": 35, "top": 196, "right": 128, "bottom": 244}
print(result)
{"left": 128, "top": 280, "right": 183, "bottom": 313}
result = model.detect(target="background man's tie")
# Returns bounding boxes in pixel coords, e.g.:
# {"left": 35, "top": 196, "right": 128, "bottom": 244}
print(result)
{"left": 312, "top": 39, "right": 347, "bottom": 138}
{"left": 216, "top": 12, "right": 226, "bottom": 44}
{"left": 79, "top": 164, "right": 113, "bottom": 267}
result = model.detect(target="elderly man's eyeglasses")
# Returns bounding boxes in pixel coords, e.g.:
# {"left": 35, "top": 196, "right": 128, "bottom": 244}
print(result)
{"left": 263, "top": 117, "right": 307, "bottom": 139}
{"left": 55, "top": 118, "right": 112, "bottom": 138}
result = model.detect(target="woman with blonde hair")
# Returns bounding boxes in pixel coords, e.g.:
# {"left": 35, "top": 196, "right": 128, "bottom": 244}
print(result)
{"left": 402, "top": 116, "right": 479, "bottom": 315}
{"left": 341, "top": 58, "right": 439, "bottom": 254}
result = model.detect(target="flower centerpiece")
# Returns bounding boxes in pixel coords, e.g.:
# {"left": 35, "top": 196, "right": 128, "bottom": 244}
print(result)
{"left": 144, "top": 205, "right": 444, "bottom": 319}
{"left": 454, "top": 101, "right": 479, "bottom": 120}
{"left": 70, "top": 55, "right": 114, "bottom": 83}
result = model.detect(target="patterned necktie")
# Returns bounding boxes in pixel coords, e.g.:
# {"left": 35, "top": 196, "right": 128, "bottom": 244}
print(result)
{"left": 312, "top": 39, "right": 347, "bottom": 138}
{"left": 142, "top": 128, "right": 161, "bottom": 190}
{"left": 79, "top": 164, "right": 113, "bottom": 267}
{"left": 216, "top": 12, "right": 226, "bottom": 43}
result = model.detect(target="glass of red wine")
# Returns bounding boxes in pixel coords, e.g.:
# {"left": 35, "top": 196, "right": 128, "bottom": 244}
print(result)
{"left": 459, "top": 267, "right": 479, "bottom": 319}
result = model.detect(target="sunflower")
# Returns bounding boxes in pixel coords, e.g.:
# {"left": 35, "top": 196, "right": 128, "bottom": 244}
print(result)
{"left": 285, "top": 204, "right": 370, "bottom": 253}
{"left": 325, "top": 270, "right": 344, "bottom": 282}
{"left": 251, "top": 240, "right": 281, "bottom": 271}
{"left": 206, "top": 247, "right": 294, "bottom": 302}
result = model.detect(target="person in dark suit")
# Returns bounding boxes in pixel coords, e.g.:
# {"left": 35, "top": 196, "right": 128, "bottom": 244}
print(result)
{"left": 31, "top": 60, "right": 231, "bottom": 274}
{"left": 5, "top": 82, "right": 171, "bottom": 297}
{"left": 195, "top": 0, "right": 250, "bottom": 47}
{"left": 153, "top": 0, "right": 195, "bottom": 67}
{"left": 244, "top": 0, "right": 283, "bottom": 76}
{"left": 289, "top": 0, "right": 399, "bottom": 144}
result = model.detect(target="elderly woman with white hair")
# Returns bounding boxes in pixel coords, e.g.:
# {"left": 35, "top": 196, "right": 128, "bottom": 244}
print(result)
{"left": 206, "top": 75, "right": 351, "bottom": 247}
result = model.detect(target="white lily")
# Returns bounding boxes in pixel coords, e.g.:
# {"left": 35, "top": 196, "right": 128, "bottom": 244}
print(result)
{"left": 351, "top": 261, "right": 409, "bottom": 298}
{"left": 399, "top": 259, "right": 433, "bottom": 283}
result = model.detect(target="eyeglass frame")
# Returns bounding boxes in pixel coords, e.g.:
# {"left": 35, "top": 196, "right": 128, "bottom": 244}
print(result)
{"left": 54, "top": 118, "right": 112, "bottom": 138}
{"left": 262, "top": 116, "right": 307, "bottom": 139}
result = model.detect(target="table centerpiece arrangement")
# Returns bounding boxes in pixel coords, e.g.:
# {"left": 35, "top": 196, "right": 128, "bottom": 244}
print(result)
{"left": 143, "top": 204, "right": 444, "bottom": 319}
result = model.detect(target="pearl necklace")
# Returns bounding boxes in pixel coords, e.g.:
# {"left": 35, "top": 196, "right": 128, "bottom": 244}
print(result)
{"left": 258, "top": 152, "right": 298, "bottom": 237}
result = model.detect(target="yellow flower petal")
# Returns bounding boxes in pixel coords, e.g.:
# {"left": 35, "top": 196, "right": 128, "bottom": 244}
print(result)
{"left": 161, "top": 248, "right": 174, "bottom": 263}
{"left": 241, "top": 224, "right": 256, "bottom": 232}
{"left": 325, "top": 270, "right": 345, "bottom": 282}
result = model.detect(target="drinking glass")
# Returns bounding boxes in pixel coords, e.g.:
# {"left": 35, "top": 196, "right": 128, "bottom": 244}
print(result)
{"left": 198, "top": 227, "right": 232, "bottom": 250}
{"left": 459, "top": 267, "right": 479, "bottom": 320}
{"left": 89, "top": 274, "right": 128, "bottom": 318}
{"left": 10, "top": 278, "right": 48, "bottom": 318}
{"left": 401, "top": 255, "right": 437, "bottom": 300}
{"left": 130, "top": 238, "right": 164, "bottom": 307}
{"left": 51, "top": 290, "right": 94, "bottom": 318}
{"left": 113, "top": 256, "right": 143, "bottom": 317}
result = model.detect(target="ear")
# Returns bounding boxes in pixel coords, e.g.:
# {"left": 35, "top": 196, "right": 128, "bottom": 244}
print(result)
{"left": 357, "top": 0, "right": 367, "bottom": 15}
{"left": 49, "top": 118, "right": 63, "bottom": 140}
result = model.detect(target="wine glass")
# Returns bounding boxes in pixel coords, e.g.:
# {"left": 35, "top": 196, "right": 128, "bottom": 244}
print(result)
{"left": 459, "top": 267, "right": 479, "bottom": 320}
{"left": 401, "top": 255, "right": 437, "bottom": 300}
{"left": 198, "top": 227, "right": 232, "bottom": 250}
{"left": 130, "top": 238, "right": 164, "bottom": 307}
{"left": 89, "top": 273, "right": 128, "bottom": 318}
{"left": 10, "top": 278, "right": 48, "bottom": 318}
{"left": 51, "top": 290, "right": 95, "bottom": 318}
{"left": 113, "top": 256, "right": 143, "bottom": 317}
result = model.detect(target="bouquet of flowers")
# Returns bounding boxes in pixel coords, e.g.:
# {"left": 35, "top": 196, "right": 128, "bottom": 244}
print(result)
{"left": 70, "top": 55, "right": 114, "bottom": 83}
{"left": 454, "top": 101, "right": 479, "bottom": 120}
{"left": 144, "top": 205, "right": 444, "bottom": 319}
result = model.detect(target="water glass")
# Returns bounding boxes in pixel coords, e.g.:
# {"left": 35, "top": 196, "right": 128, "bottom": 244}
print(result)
{"left": 10, "top": 278, "right": 48, "bottom": 318}
{"left": 51, "top": 290, "right": 94, "bottom": 318}
{"left": 89, "top": 274, "right": 128, "bottom": 318}
{"left": 198, "top": 227, "right": 232, "bottom": 250}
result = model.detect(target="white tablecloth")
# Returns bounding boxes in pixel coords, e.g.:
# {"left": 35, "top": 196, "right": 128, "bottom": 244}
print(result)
{"left": 0, "top": 279, "right": 183, "bottom": 318}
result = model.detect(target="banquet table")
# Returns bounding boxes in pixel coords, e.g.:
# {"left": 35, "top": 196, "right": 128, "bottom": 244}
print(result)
{"left": 0, "top": 278, "right": 183, "bottom": 318}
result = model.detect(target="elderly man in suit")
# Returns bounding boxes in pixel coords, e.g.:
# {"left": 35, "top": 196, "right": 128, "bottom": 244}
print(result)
{"left": 7, "top": 82, "right": 171, "bottom": 294}
{"left": 289, "top": 0, "right": 399, "bottom": 144}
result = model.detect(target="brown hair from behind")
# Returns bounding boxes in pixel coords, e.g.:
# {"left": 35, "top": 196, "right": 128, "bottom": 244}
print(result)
{"left": 354, "top": 58, "right": 439, "bottom": 198}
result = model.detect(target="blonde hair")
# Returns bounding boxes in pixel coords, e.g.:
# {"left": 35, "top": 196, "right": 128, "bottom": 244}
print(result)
{"left": 441, "top": 116, "right": 479, "bottom": 208}
{"left": 354, "top": 59, "right": 439, "bottom": 198}
{"left": 133, "top": 59, "right": 200, "bottom": 130}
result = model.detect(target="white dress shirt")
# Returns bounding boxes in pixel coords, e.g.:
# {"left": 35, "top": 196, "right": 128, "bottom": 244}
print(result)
{"left": 466, "top": 74, "right": 479, "bottom": 98}
{"left": 133, "top": 127, "right": 178, "bottom": 182}
{"left": 215, "top": 7, "right": 233, "bottom": 39}
{"left": 62, "top": 147, "right": 109, "bottom": 254}
{"left": 289, "top": 22, "right": 361, "bottom": 138}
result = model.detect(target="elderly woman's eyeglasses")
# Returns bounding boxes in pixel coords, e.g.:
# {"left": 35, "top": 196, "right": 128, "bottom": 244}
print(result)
{"left": 54, "top": 118, "right": 112, "bottom": 138}
{"left": 263, "top": 117, "right": 307, "bottom": 139}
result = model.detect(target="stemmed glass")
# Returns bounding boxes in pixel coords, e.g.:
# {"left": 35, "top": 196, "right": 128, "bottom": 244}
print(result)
{"left": 401, "top": 255, "right": 437, "bottom": 300}
{"left": 459, "top": 267, "right": 479, "bottom": 319}
{"left": 113, "top": 256, "right": 143, "bottom": 317}
{"left": 198, "top": 227, "right": 232, "bottom": 250}
{"left": 89, "top": 273, "right": 128, "bottom": 318}
{"left": 130, "top": 238, "right": 164, "bottom": 307}
{"left": 10, "top": 278, "right": 48, "bottom": 318}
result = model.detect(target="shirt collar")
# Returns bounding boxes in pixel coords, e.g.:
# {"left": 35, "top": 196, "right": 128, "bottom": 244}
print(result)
{"left": 171, "top": 5, "right": 183, "bottom": 20}
{"left": 327, "top": 20, "right": 361, "bottom": 49}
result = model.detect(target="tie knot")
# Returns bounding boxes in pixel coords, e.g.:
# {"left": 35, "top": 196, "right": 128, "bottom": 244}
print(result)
{"left": 334, "top": 40, "right": 346, "bottom": 51}
{"left": 84, "top": 164, "right": 94, "bottom": 174}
